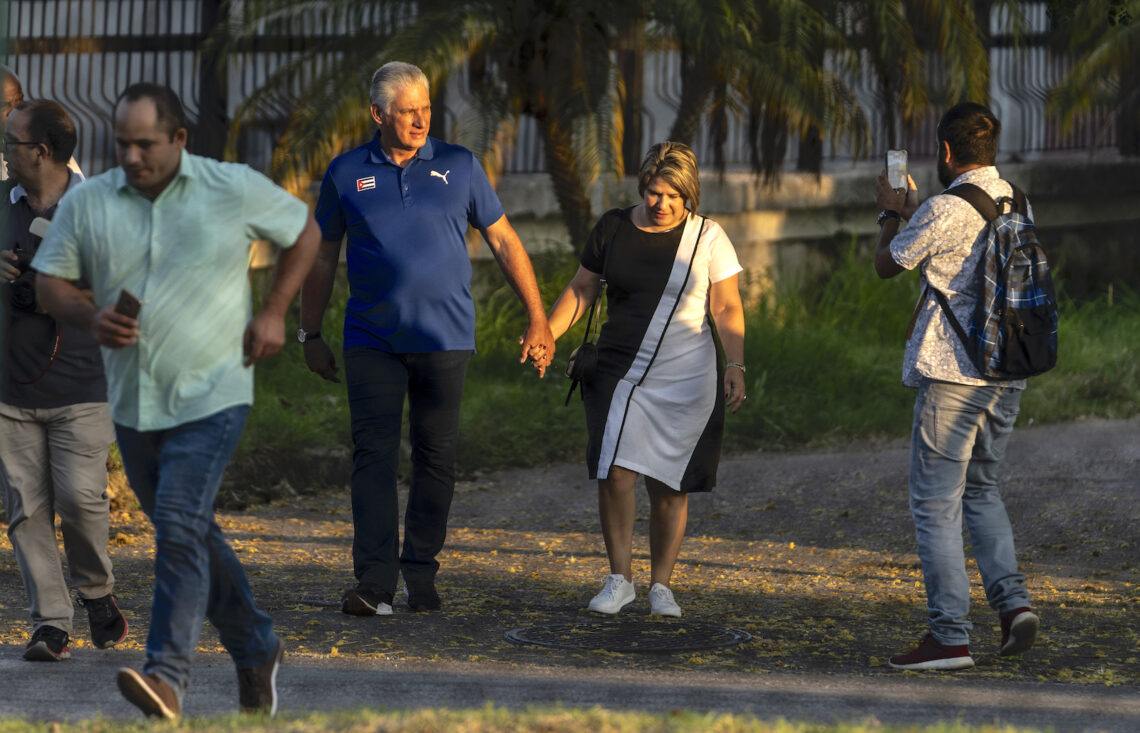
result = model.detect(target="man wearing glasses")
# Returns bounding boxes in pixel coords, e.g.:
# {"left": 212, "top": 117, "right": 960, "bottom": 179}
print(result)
{"left": 1, "top": 66, "right": 82, "bottom": 181}
{"left": 1, "top": 99, "right": 127, "bottom": 662}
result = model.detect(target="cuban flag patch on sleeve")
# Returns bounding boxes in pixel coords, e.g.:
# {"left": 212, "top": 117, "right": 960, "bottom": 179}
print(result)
{"left": 356, "top": 176, "right": 376, "bottom": 192}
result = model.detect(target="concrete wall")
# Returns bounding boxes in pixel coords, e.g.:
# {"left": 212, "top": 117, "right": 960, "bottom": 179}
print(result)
{"left": 261, "top": 154, "right": 1139, "bottom": 302}
{"left": 484, "top": 154, "right": 1140, "bottom": 301}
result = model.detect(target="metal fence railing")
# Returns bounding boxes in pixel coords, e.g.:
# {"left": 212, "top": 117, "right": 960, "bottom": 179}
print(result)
{"left": 2, "top": 0, "right": 1121, "bottom": 178}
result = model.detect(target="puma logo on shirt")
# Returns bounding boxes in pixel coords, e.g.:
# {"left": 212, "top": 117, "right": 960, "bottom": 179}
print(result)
{"left": 431, "top": 170, "right": 450, "bottom": 185}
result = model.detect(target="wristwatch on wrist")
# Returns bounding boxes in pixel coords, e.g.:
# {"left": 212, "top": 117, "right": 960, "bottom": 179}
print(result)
{"left": 877, "top": 209, "right": 901, "bottom": 226}
{"left": 297, "top": 328, "right": 321, "bottom": 344}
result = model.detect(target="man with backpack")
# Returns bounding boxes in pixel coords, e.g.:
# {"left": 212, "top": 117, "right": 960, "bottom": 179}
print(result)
{"left": 872, "top": 102, "right": 1049, "bottom": 670}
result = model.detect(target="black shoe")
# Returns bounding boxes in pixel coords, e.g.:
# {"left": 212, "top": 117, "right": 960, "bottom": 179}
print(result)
{"left": 24, "top": 625, "right": 70, "bottom": 661}
{"left": 237, "top": 638, "right": 284, "bottom": 716}
{"left": 117, "top": 667, "right": 180, "bottom": 720}
{"left": 81, "top": 593, "right": 128, "bottom": 649}
{"left": 341, "top": 584, "right": 393, "bottom": 616}
{"left": 405, "top": 577, "right": 441, "bottom": 612}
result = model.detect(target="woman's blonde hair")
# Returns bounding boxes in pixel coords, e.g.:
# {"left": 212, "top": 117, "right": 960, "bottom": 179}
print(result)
{"left": 637, "top": 141, "right": 700, "bottom": 214}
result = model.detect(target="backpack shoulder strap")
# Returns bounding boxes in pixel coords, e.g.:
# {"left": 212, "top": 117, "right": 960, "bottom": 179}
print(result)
{"left": 942, "top": 182, "right": 998, "bottom": 222}
{"left": 1008, "top": 183, "right": 1030, "bottom": 218}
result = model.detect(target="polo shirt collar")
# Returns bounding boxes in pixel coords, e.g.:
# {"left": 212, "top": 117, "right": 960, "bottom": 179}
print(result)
{"left": 9, "top": 169, "right": 86, "bottom": 205}
{"left": 113, "top": 149, "right": 197, "bottom": 194}
{"left": 367, "top": 132, "right": 436, "bottom": 165}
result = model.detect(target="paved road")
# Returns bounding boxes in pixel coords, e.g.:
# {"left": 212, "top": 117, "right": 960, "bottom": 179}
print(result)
{"left": 2, "top": 646, "right": 1138, "bottom": 731}
{"left": 3, "top": 417, "right": 1139, "bottom": 730}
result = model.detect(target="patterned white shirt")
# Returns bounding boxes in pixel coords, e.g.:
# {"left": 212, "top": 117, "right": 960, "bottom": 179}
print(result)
{"left": 890, "top": 166, "right": 1032, "bottom": 389}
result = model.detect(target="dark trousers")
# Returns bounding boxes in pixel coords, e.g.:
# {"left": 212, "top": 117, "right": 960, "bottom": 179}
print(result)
{"left": 344, "top": 347, "right": 471, "bottom": 594}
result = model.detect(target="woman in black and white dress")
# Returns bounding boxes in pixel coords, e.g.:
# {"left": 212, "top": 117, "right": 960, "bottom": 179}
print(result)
{"left": 545, "top": 142, "right": 746, "bottom": 617}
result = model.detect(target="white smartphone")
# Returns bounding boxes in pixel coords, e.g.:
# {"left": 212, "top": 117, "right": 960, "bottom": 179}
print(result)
{"left": 886, "top": 149, "right": 908, "bottom": 190}
{"left": 29, "top": 217, "right": 51, "bottom": 238}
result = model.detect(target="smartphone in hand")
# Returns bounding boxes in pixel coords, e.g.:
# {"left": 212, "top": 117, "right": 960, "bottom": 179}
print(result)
{"left": 114, "top": 289, "right": 142, "bottom": 319}
{"left": 886, "top": 149, "right": 908, "bottom": 191}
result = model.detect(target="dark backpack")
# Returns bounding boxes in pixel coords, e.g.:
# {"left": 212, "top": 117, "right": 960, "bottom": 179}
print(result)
{"left": 928, "top": 182, "right": 1058, "bottom": 379}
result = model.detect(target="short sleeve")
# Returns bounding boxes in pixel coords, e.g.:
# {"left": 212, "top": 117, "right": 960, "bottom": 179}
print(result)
{"left": 705, "top": 220, "right": 743, "bottom": 283}
{"left": 467, "top": 156, "right": 506, "bottom": 231}
{"left": 580, "top": 209, "right": 624, "bottom": 274}
{"left": 315, "top": 168, "right": 346, "bottom": 242}
{"left": 242, "top": 167, "right": 309, "bottom": 248}
{"left": 890, "top": 195, "right": 972, "bottom": 271}
{"left": 30, "top": 190, "right": 83, "bottom": 280}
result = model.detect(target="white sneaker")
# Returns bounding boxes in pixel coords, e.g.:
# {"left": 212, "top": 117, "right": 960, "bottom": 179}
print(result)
{"left": 648, "top": 583, "right": 682, "bottom": 617}
{"left": 588, "top": 574, "right": 635, "bottom": 614}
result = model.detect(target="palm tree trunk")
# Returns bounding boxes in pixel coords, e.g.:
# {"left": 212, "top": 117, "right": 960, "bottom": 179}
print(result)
{"left": 797, "top": 124, "right": 824, "bottom": 173}
{"left": 538, "top": 117, "right": 595, "bottom": 247}
{"left": 668, "top": 47, "right": 718, "bottom": 145}
{"left": 1120, "top": 38, "right": 1140, "bottom": 156}
{"left": 618, "top": 22, "right": 644, "bottom": 173}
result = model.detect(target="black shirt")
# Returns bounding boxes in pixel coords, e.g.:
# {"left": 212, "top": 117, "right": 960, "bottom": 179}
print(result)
{"left": 1, "top": 178, "right": 106, "bottom": 408}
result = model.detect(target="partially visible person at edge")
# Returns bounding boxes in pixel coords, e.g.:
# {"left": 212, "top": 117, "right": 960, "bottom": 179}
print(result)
{"left": 1, "top": 99, "right": 127, "bottom": 663}
{"left": 1, "top": 66, "right": 83, "bottom": 181}
{"left": 541, "top": 141, "right": 746, "bottom": 618}
{"left": 34, "top": 83, "right": 321, "bottom": 720}
{"left": 301, "top": 61, "right": 554, "bottom": 618}
{"left": 872, "top": 102, "right": 1038, "bottom": 671}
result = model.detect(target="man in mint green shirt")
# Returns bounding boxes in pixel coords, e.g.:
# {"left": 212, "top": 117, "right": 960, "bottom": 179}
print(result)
{"left": 34, "top": 83, "right": 320, "bottom": 721}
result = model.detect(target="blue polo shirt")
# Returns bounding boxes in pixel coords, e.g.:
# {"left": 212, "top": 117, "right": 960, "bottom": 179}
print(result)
{"left": 315, "top": 134, "right": 505, "bottom": 353}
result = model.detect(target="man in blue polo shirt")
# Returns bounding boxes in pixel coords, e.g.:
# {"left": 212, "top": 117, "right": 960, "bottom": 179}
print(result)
{"left": 301, "top": 61, "right": 554, "bottom": 616}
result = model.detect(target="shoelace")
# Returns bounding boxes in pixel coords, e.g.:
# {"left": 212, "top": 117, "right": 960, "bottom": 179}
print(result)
{"left": 81, "top": 597, "right": 115, "bottom": 624}
{"left": 601, "top": 579, "right": 624, "bottom": 599}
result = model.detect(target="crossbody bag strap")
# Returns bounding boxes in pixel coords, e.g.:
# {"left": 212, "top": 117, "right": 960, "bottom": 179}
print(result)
{"left": 632, "top": 215, "right": 706, "bottom": 386}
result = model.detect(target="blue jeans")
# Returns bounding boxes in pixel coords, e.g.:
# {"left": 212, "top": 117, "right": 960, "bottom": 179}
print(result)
{"left": 115, "top": 405, "right": 276, "bottom": 699}
{"left": 344, "top": 347, "right": 471, "bottom": 594}
{"left": 909, "top": 379, "right": 1030, "bottom": 646}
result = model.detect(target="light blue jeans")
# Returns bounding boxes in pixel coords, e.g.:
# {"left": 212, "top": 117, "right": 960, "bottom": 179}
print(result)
{"left": 909, "top": 379, "right": 1030, "bottom": 646}
{"left": 115, "top": 406, "right": 276, "bottom": 700}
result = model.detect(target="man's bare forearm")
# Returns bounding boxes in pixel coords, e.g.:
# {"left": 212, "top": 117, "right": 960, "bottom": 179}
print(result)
{"left": 36, "top": 273, "right": 95, "bottom": 331}
{"left": 260, "top": 217, "right": 322, "bottom": 318}
{"left": 300, "top": 238, "right": 343, "bottom": 333}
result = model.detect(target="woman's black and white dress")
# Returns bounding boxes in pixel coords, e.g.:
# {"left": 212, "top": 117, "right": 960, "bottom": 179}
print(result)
{"left": 579, "top": 208, "right": 742, "bottom": 492}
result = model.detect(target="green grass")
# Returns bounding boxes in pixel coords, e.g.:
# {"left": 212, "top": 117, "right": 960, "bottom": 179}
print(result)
{"left": 238, "top": 244, "right": 1140, "bottom": 487}
{"left": 0, "top": 707, "right": 1052, "bottom": 732}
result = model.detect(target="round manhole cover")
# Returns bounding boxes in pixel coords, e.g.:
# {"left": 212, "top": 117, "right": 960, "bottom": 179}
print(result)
{"left": 505, "top": 619, "right": 752, "bottom": 653}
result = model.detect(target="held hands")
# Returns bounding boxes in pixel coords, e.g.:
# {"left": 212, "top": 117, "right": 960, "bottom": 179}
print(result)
{"left": 243, "top": 311, "right": 285, "bottom": 367}
{"left": 91, "top": 305, "right": 139, "bottom": 348}
{"left": 724, "top": 367, "right": 747, "bottom": 414}
{"left": 303, "top": 337, "right": 341, "bottom": 383}
{"left": 874, "top": 170, "right": 919, "bottom": 220}
{"left": 519, "top": 319, "right": 556, "bottom": 378}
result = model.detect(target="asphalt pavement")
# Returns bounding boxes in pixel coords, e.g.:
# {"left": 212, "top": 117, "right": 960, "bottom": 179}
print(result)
{"left": 1, "top": 646, "right": 1138, "bottom": 731}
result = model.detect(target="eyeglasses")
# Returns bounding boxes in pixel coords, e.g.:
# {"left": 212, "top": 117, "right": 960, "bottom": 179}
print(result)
{"left": 2, "top": 137, "right": 39, "bottom": 151}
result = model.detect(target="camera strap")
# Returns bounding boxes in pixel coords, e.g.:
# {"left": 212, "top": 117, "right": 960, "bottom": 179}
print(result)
{"left": 13, "top": 325, "right": 61, "bottom": 385}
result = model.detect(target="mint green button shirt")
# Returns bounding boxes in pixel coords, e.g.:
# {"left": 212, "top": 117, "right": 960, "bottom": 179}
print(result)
{"left": 32, "top": 152, "right": 308, "bottom": 431}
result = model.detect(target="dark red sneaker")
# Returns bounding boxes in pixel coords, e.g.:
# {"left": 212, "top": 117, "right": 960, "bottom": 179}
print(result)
{"left": 1000, "top": 607, "right": 1039, "bottom": 656}
{"left": 888, "top": 633, "right": 974, "bottom": 670}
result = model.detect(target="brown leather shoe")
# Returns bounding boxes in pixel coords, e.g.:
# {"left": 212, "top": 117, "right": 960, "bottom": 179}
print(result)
{"left": 117, "top": 667, "right": 179, "bottom": 720}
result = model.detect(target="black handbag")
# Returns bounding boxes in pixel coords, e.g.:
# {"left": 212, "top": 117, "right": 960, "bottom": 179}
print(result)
{"left": 564, "top": 279, "right": 606, "bottom": 406}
